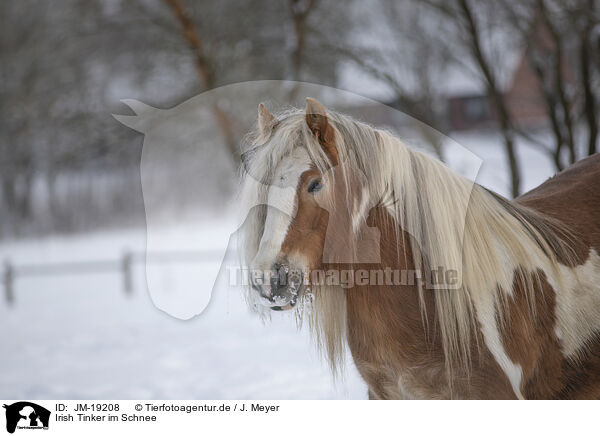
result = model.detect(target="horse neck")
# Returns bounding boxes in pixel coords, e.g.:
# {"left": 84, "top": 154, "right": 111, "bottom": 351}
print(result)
{"left": 343, "top": 205, "right": 443, "bottom": 367}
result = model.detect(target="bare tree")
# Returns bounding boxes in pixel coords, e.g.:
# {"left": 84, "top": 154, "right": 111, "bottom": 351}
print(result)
{"left": 162, "top": 0, "right": 239, "bottom": 164}
{"left": 1, "top": 0, "right": 346, "bottom": 237}
{"left": 159, "top": 0, "right": 344, "bottom": 162}
{"left": 413, "top": 0, "right": 522, "bottom": 196}
{"left": 457, "top": 0, "right": 521, "bottom": 197}
{"left": 289, "top": 0, "right": 318, "bottom": 81}
{"left": 574, "top": 0, "right": 599, "bottom": 157}
{"left": 322, "top": 0, "right": 452, "bottom": 161}
{"left": 286, "top": 0, "right": 319, "bottom": 100}
{"left": 500, "top": 0, "right": 599, "bottom": 170}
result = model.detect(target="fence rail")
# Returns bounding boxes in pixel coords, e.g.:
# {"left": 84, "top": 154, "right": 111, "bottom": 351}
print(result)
{"left": 2, "top": 250, "right": 225, "bottom": 305}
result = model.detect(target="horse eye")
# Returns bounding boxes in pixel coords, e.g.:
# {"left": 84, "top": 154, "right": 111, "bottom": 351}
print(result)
{"left": 307, "top": 178, "right": 323, "bottom": 193}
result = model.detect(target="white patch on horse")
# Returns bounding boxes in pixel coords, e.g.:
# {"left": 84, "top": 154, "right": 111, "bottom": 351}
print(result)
{"left": 249, "top": 148, "right": 311, "bottom": 279}
{"left": 351, "top": 187, "right": 370, "bottom": 234}
{"left": 475, "top": 291, "right": 525, "bottom": 399}
{"left": 550, "top": 248, "right": 600, "bottom": 357}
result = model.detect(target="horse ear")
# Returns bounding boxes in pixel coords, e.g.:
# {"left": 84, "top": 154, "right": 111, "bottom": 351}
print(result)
{"left": 112, "top": 99, "right": 158, "bottom": 133}
{"left": 305, "top": 97, "right": 337, "bottom": 163}
{"left": 257, "top": 102, "right": 277, "bottom": 136}
{"left": 120, "top": 99, "right": 157, "bottom": 116}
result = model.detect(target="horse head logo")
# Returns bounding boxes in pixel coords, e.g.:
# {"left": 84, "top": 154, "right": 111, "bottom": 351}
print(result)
{"left": 3, "top": 402, "right": 50, "bottom": 434}
{"left": 113, "top": 96, "right": 238, "bottom": 320}
{"left": 113, "top": 82, "right": 483, "bottom": 319}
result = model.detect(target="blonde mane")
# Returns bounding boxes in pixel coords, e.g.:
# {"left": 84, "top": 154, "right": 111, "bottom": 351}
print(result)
{"left": 239, "top": 106, "right": 576, "bottom": 376}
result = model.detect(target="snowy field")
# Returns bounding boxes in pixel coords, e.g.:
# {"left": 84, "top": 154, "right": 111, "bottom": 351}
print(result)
{"left": 0, "top": 227, "right": 367, "bottom": 399}
{"left": 0, "top": 132, "right": 557, "bottom": 399}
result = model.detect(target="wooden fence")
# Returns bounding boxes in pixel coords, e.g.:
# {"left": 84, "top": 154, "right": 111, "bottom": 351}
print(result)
{"left": 2, "top": 250, "right": 224, "bottom": 306}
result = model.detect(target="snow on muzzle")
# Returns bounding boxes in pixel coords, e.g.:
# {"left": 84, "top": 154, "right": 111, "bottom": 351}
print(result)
{"left": 251, "top": 264, "right": 304, "bottom": 310}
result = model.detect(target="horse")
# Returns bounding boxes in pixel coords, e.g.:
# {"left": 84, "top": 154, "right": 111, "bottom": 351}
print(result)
{"left": 239, "top": 97, "right": 600, "bottom": 399}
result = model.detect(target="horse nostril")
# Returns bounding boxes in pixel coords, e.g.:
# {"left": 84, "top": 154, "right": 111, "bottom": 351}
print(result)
{"left": 251, "top": 274, "right": 267, "bottom": 296}
{"left": 270, "top": 263, "right": 289, "bottom": 294}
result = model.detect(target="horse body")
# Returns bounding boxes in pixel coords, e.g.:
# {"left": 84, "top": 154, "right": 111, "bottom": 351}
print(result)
{"left": 514, "top": 154, "right": 600, "bottom": 399}
{"left": 241, "top": 98, "right": 600, "bottom": 399}
{"left": 342, "top": 207, "right": 520, "bottom": 398}
{"left": 346, "top": 155, "right": 600, "bottom": 399}
{"left": 344, "top": 208, "right": 518, "bottom": 399}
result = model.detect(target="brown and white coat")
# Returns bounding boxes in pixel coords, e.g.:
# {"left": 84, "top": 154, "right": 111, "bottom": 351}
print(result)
{"left": 240, "top": 98, "right": 600, "bottom": 399}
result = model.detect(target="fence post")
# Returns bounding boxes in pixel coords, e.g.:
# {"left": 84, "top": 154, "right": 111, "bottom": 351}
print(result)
{"left": 122, "top": 251, "right": 133, "bottom": 295}
{"left": 4, "top": 261, "right": 14, "bottom": 305}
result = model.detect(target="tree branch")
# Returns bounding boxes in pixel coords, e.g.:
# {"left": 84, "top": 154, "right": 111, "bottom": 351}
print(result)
{"left": 162, "top": 0, "right": 239, "bottom": 164}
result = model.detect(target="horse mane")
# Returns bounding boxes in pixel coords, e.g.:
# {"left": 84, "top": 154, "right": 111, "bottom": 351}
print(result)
{"left": 239, "top": 106, "right": 577, "bottom": 376}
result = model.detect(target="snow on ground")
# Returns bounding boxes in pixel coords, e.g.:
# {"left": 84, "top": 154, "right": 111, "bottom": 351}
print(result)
{"left": 0, "top": 227, "right": 366, "bottom": 399}
{"left": 448, "top": 130, "right": 557, "bottom": 198}
{"left": 0, "top": 130, "right": 557, "bottom": 399}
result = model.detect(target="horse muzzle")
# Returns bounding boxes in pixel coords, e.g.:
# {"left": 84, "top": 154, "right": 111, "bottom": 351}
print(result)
{"left": 251, "top": 263, "right": 304, "bottom": 310}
